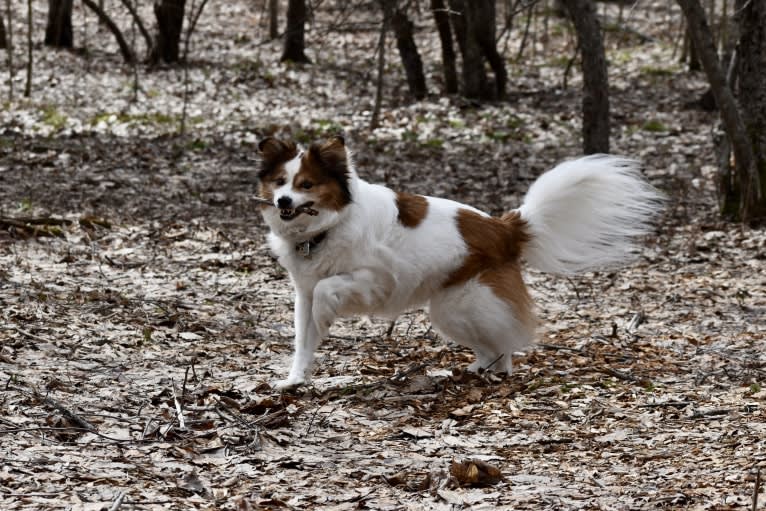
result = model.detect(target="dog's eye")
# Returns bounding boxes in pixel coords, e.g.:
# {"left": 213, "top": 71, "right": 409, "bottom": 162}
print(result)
{"left": 299, "top": 181, "right": 313, "bottom": 190}
{"left": 275, "top": 177, "right": 286, "bottom": 186}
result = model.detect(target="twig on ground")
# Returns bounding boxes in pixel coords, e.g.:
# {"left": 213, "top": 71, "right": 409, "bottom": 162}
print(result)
{"left": 37, "top": 392, "right": 97, "bottom": 432}
{"left": 320, "top": 360, "right": 433, "bottom": 397}
{"left": 753, "top": 466, "right": 761, "bottom": 511}
{"left": 0, "top": 217, "right": 70, "bottom": 237}
{"left": 626, "top": 311, "right": 646, "bottom": 332}
{"left": 597, "top": 366, "right": 639, "bottom": 382}
{"left": 171, "top": 379, "right": 187, "bottom": 430}
{"left": 639, "top": 401, "right": 692, "bottom": 409}
{"left": 0, "top": 426, "right": 141, "bottom": 443}
{"left": 539, "top": 343, "right": 586, "bottom": 354}
{"left": 8, "top": 326, "right": 51, "bottom": 343}
{"left": 690, "top": 408, "right": 731, "bottom": 419}
{"left": 385, "top": 320, "right": 396, "bottom": 338}
{"left": 109, "top": 491, "right": 127, "bottom": 511}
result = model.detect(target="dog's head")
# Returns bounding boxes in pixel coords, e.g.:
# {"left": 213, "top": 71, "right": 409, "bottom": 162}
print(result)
{"left": 257, "top": 135, "right": 352, "bottom": 239}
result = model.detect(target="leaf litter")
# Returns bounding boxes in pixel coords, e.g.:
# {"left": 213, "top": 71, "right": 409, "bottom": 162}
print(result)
{"left": 1, "top": 1, "right": 765, "bottom": 510}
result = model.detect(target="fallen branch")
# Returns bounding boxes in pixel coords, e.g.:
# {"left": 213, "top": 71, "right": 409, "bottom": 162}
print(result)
{"left": 9, "top": 326, "right": 51, "bottom": 343}
{"left": 0, "top": 216, "right": 71, "bottom": 237}
{"left": 318, "top": 359, "right": 433, "bottom": 397}
{"left": 37, "top": 392, "right": 97, "bottom": 432}
{"left": 109, "top": 491, "right": 127, "bottom": 511}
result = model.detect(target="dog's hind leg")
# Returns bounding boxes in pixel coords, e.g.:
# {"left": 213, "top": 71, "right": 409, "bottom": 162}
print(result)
{"left": 429, "top": 266, "right": 536, "bottom": 374}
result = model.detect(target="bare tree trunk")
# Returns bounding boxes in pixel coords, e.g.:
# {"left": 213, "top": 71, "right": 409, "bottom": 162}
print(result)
{"left": 381, "top": 0, "right": 427, "bottom": 99}
{"left": 734, "top": 0, "right": 766, "bottom": 220}
{"left": 560, "top": 0, "right": 610, "bottom": 153}
{"left": 448, "top": 0, "right": 488, "bottom": 99}
{"left": 0, "top": 13, "right": 6, "bottom": 49}
{"left": 180, "top": 0, "right": 209, "bottom": 135}
{"left": 430, "top": 0, "right": 457, "bottom": 94}
{"left": 281, "top": 0, "right": 310, "bottom": 63}
{"left": 682, "top": 25, "right": 702, "bottom": 71}
{"left": 466, "top": 0, "right": 506, "bottom": 100}
{"left": 268, "top": 0, "right": 279, "bottom": 40}
{"left": 150, "top": 0, "right": 186, "bottom": 64}
{"left": 45, "top": 0, "right": 73, "bottom": 48}
{"left": 371, "top": 11, "right": 388, "bottom": 130}
{"left": 677, "top": 0, "right": 759, "bottom": 221}
{"left": 5, "top": 0, "right": 13, "bottom": 102}
{"left": 24, "top": 0, "right": 31, "bottom": 97}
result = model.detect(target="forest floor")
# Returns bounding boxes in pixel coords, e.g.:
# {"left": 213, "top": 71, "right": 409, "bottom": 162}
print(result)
{"left": 1, "top": 1, "right": 765, "bottom": 510}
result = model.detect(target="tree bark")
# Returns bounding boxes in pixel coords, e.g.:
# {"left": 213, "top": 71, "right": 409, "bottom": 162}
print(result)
{"left": 448, "top": 0, "right": 506, "bottom": 100}
{"left": 465, "top": 0, "right": 506, "bottom": 100}
{"left": 431, "top": 0, "right": 457, "bottom": 94}
{"left": 4, "top": 0, "right": 12, "bottom": 101}
{"left": 269, "top": 0, "right": 279, "bottom": 40}
{"left": 24, "top": 0, "right": 31, "bottom": 97}
{"left": 281, "top": 0, "right": 310, "bottom": 63}
{"left": 44, "top": 0, "right": 73, "bottom": 48}
{"left": 734, "top": 0, "right": 766, "bottom": 220}
{"left": 382, "top": 0, "right": 427, "bottom": 99}
{"left": 561, "top": 0, "right": 610, "bottom": 154}
{"left": 677, "top": 0, "right": 760, "bottom": 221}
{"left": 0, "top": 13, "right": 6, "bottom": 50}
{"left": 448, "top": 0, "right": 487, "bottom": 99}
{"left": 150, "top": 0, "right": 186, "bottom": 64}
{"left": 371, "top": 11, "right": 388, "bottom": 130}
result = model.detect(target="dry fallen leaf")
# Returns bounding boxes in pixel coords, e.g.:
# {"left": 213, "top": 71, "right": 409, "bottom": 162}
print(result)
{"left": 449, "top": 459, "right": 503, "bottom": 487}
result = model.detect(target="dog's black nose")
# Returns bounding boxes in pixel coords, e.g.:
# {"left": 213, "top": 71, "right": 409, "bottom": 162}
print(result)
{"left": 277, "top": 196, "right": 293, "bottom": 208}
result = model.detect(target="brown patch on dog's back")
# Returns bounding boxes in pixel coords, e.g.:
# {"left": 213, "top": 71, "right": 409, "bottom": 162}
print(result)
{"left": 298, "top": 136, "right": 352, "bottom": 211}
{"left": 396, "top": 192, "right": 428, "bottom": 228}
{"left": 445, "top": 209, "right": 534, "bottom": 325}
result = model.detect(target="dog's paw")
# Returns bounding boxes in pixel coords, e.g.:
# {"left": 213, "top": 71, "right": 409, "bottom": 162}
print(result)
{"left": 274, "top": 376, "right": 307, "bottom": 391}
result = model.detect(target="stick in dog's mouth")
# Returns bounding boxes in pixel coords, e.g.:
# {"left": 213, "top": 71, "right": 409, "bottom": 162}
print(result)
{"left": 253, "top": 197, "right": 319, "bottom": 217}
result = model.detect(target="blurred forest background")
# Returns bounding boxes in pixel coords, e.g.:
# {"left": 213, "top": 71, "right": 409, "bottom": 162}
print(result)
{"left": 1, "top": 0, "right": 764, "bottom": 222}
{"left": 1, "top": 1, "right": 765, "bottom": 509}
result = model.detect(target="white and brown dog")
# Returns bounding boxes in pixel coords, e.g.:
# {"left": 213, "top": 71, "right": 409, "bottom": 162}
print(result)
{"left": 257, "top": 136, "right": 663, "bottom": 388}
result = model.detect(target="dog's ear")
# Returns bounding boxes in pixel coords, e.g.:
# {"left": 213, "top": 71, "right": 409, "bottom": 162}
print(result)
{"left": 308, "top": 136, "right": 347, "bottom": 172}
{"left": 258, "top": 137, "right": 296, "bottom": 164}
{"left": 258, "top": 137, "right": 297, "bottom": 179}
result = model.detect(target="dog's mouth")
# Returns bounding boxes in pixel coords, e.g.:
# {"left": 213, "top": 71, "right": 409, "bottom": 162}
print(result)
{"left": 279, "top": 202, "right": 315, "bottom": 221}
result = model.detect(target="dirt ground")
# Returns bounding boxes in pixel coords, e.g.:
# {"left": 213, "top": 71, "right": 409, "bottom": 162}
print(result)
{"left": 1, "top": 1, "right": 765, "bottom": 510}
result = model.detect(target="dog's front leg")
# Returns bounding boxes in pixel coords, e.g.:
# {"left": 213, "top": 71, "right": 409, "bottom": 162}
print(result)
{"left": 277, "top": 290, "right": 322, "bottom": 389}
{"left": 312, "top": 269, "right": 387, "bottom": 337}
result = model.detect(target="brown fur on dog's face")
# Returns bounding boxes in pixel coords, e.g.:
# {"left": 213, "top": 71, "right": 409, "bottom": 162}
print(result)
{"left": 257, "top": 136, "right": 351, "bottom": 212}
{"left": 257, "top": 138, "right": 298, "bottom": 202}
{"left": 298, "top": 136, "right": 351, "bottom": 211}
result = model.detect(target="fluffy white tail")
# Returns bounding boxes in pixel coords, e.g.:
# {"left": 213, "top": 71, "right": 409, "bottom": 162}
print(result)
{"left": 518, "top": 155, "right": 664, "bottom": 275}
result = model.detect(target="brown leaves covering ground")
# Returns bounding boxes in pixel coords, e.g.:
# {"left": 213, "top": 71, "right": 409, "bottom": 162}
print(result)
{"left": 1, "top": 2, "right": 766, "bottom": 510}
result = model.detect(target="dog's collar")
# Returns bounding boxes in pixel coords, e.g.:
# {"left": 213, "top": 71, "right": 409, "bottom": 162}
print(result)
{"left": 295, "top": 231, "right": 327, "bottom": 258}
